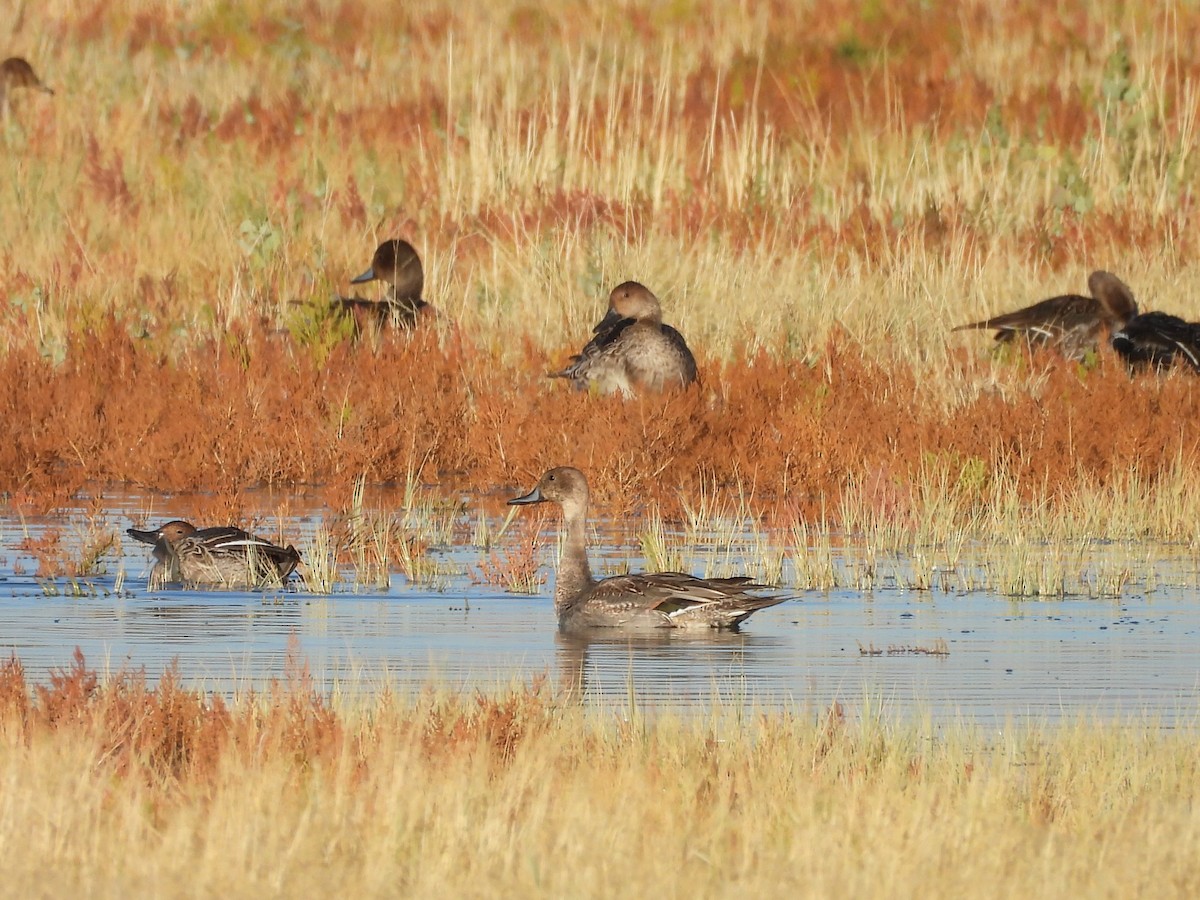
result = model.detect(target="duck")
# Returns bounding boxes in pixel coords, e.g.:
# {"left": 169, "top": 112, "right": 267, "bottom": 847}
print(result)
{"left": 508, "top": 466, "right": 787, "bottom": 630}
{"left": 0, "top": 57, "right": 54, "bottom": 117}
{"left": 550, "top": 281, "right": 698, "bottom": 396}
{"left": 1111, "top": 311, "right": 1200, "bottom": 373}
{"left": 127, "top": 520, "right": 301, "bottom": 589}
{"left": 335, "top": 239, "right": 432, "bottom": 333}
{"left": 953, "top": 270, "right": 1138, "bottom": 361}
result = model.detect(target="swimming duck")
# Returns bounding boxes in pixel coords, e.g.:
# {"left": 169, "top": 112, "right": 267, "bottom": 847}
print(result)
{"left": 550, "top": 281, "right": 698, "bottom": 396}
{"left": 0, "top": 57, "right": 53, "bottom": 116}
{"left": 508, "top": 467, "right": 787, "bottom": 630}
{"left": 335, "top": 239, "right": 432, "bottom": 333}
{"left": 1111, "top": 311, "right": 1200, "bottom": 373}
{"left": 127, "top": 520, "right": 301, "bottom": 589}
{"left": 953, "top": 270, "right": 1138, "bottom": 361}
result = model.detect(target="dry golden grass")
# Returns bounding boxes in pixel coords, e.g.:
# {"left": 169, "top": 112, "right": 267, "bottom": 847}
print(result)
{"left": 4, "top": 0, "right": 1200, "bottom": 356}
{"left": 1, "top": 648, "right": 1198, "bottom": 898}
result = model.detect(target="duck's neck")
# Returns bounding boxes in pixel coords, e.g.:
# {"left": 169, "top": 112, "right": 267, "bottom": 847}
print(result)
{"left": 555, "top": 497, "right": 594, "bottom": 616}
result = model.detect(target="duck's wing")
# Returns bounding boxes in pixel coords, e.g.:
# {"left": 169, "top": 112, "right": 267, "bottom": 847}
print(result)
{"left": 588, "top": 572, "right": 781, "bottom": 618}
{"left": 185, "top": 529, "right": 300, "bottom": 581}
{"left": 194, "top": 528, "right": 299, "bottom": 564}
{"left": 953, "top": 294, "right": 1098, "bottom": 340}
{"left": 1112, "top": 312, "right": 1200, "bottom": 371}
{"left": 660, "top": 324, "right": 698, "bottom": 383}
{"left": 548, "top": 317, "right": 636, "bottom": 383}
{"left": 192, "top": 526, "right": 259, "bottom": 545}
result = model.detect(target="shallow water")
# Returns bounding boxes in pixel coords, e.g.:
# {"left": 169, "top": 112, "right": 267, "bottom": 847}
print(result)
{"left": 2, "top": 494, "right": 1199, "bottom": 724}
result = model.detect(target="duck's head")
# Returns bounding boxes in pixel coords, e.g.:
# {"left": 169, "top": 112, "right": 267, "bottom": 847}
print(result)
{"left": 509, "top": 466, "right": 590, "bottom": 513}
{"left": 1088, "top": 270, "right": 1138, "bottom": 325}
{"left": 597, "top": 281, "right": 662, "bottom": 331}
{"left": 2, "top": 57, "right": 53, "bottom": 94}
{"left": 350, "top": 239, "right": 424, "bottom": 298}
{"left": 127, "top": 520, "right": 197, "bottom": 546}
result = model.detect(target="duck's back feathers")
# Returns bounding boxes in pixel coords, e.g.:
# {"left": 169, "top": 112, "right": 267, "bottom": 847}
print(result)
{"left": 953, "top": 293, "right": 1097, "bottom": 338}
{"left": 332, "top": 294, "right": 430, "bottom": 334}
{"left": 549, "top": 315, "right": 637, "bottom": 386}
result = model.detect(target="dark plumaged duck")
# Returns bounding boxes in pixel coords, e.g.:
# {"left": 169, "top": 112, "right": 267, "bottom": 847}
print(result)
{"left": 127, "top": 520, "right": 301, "bottom": 589}
{"left": 0, "top": 57, "right": 54, "bottom": 117}
{"left": 1111, "top": 311, "right": 1200, "bottom": 373}
{"left": 508, "top": 467, "right": 788, "bottom": 630}
{"left": 335, "top": 239, "right": 433, "bottom": 333}
{"left": 550, "top": 281, "right": 698, "bottom": 396}
{"left": 953, "top": 270, "right": 1138, "bottom": 361}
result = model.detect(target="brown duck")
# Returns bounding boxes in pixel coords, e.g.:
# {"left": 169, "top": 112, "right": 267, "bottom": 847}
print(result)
{"left": 127, "top": 520, "right": 301, "bottom": 589}
{"left": 954, "top": 270, "right": 1138, "bottom": 361}
{"left": 0, "top": 57, "right": 53, "bottom": 117}
{"left": 508, "top": 467, "right": 787, "bottom": 630}
{"left": 335, "top": 239, "right": 433, "bottom": 333}
{"left": 551, "top": 281, "right": 698, "bottom": 396}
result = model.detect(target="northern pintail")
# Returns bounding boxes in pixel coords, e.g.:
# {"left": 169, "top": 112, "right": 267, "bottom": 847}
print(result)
{"left": 1111, "top": 311, "right": 1200, "bottom": 373}
{"left": 953, "top": 270, "right": 1138, "bottom": 361}
{"left": 551, "top": 281, "right": 698, "bottom": 396}
{"left": 0, "top": 57, "right": 53, "bottom": 116}
{"left": 127, "top": 520, "right": 301, "bottom": 589}
{"left": 508, "top": 467, "right": 787, "bottom": 630}
{"left": 335, "top": 239, "right": 432, "bottom": 333}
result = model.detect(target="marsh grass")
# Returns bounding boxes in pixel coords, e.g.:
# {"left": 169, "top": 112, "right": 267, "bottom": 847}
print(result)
{"left": 520, "top": 454, "right": 1200, "bottom": 598}
{"left": 2, "top": 1, "right": 1200, "bottom": 513}
{"left": 7, "top": 0, "right": 1200, "bottom": 594}
{"left": 0, "top": 648, "right": 1198, "bottom": 897}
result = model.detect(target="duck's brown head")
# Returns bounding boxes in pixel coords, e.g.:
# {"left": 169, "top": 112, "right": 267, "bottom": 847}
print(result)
{"left": 1, "top": 57, "right": 53, "bottom": 94}
{"left": 508, "top": 466, "right": 590, "bottom": 511}
{"left": 1088, "top": 270, "right": 1138, "bottom": 327}
{"left": 591, "top": 281, "right": 663, "bottom": 334}
{"left": 127, "top": 520, "right": 198, "bottom": 547}
{"left": 350, "top": 239, "right": 424, "bottom": 299}
{"left": 608, "top": 281, "right": 662, "bottom": 324}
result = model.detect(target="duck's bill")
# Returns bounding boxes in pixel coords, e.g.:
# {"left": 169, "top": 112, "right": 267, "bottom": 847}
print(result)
{"left": 349, "top": 266, "right": 376, "bottom": 284}
{"left": 508, "top": 487, "right": 545, "bottom": 505}
{"left": 127, "top": 527, "right": 161, "bottom": 545}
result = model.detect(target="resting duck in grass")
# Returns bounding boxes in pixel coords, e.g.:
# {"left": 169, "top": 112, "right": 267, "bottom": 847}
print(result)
{"left": 335, "top": 239, "right": 434, "bottom": 333}
{"left": 1111, "top": 311, "right": 1200, "bottom": 373}
{"left": 127, "top": 520, "right": 301, "bottom": 589}
{"left": 508, "top": 467, "right": 787, "bottom": 630}
{"left": 551, "top": 281, "right": 697, "bottom": 396}
{"left": 953, "top": 270, "right": 1138, "bottom": 361}
{"left": 0, "top": 57, "right": 54, "bottom": 117}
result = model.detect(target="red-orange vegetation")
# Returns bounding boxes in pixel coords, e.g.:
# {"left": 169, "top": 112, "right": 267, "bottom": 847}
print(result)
{"left": 1, "top": 316, "right": 1198, "bottom": 520}
{"left": 0, "top": 645, "right": 558, "bottom": 790}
